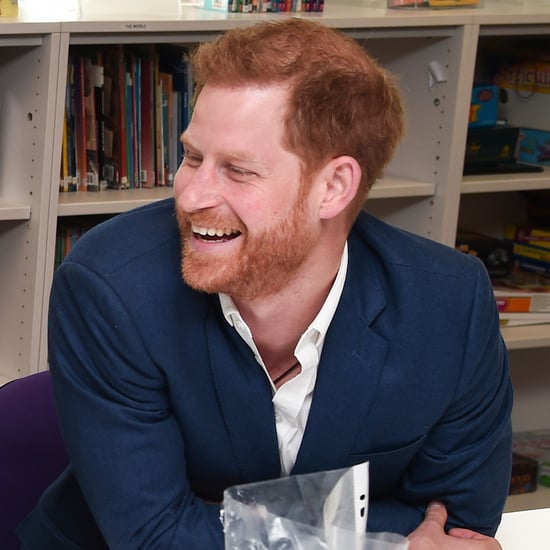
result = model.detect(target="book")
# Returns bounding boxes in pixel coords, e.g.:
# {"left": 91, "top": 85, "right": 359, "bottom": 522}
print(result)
{"left": 513, "top": 256, "right": 550, "bottom": 276}
{"left": 101, "top": 48, "right": 121, "bottom": 188}
{"left": 492, "top": 269, "right": 550, "bottom": 313}
{"left": 140, "top": 50, "right": 156, "bottom": 188}
{"left": 117, "top": 47, "right": 129, "bottom": 188}
{"left": 91, "top": 54, "right": 107, "bottom": 191}
{"left": 72, "top": 56, "right": 88, "bottom": 191}
{"left": 512, "top": 241, "right": 550, "bottom": 264}
{"left": 158, "top": 71, "right": 174, "bottom": 186}
{"left": 158, "top": 45, "right": 192, "bottom": 171}
{"left": 60, "top": 109, "right": 69, "bottom": 192}
{"left": 154, "top": 52, "right": 165, "bottom": 187}
{"left": 499, "top": 311, "right": 550, "bottom": 324}
{"left": 84, "top": 60, "right": 103, "bottom": 191}
{"left": 124, "top": 63, "right": 135, "bottom": 188}
{"left": 132, "top": 55, "right": 141, "bottom": 188}
{"left": 505, "top": 223, "right": 550, "bottom": 249}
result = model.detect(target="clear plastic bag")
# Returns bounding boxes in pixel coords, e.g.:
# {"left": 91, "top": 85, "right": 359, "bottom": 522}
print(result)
{"left": 222, "top": 461, "right": 409, "bottom": 550}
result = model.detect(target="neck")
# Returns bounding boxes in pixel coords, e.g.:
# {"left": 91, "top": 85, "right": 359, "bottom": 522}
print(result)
{"left": 232, "top": 249, "right": 342, "bottom": 378}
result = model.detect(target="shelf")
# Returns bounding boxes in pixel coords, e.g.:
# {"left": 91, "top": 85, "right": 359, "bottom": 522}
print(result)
{"left": 501, "top": 324, "right": 550, "bottom": 350}
{"left": 57, "top": 187, "right": 174, "bottom": 216}
{"left": 0, "top": 201, "right": 31, "bottom": 221}
{"left": 461, "top": 166, "right": 550, "bottom": 194}
{"left": 55, "top": 177, "right": 435, "bottom": 214}
{"left": 505, "top": 485, "right": 550, "bottom": 513}
{"left": 370, "top": 176, "right": 435, "bottom": 199}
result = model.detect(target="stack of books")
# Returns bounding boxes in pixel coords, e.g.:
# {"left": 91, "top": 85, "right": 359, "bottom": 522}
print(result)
{"left": 493, "top": 223, "right": 550, "bottom": 327}
{"left": 505, "top": 223, "right": 550, "bottom": 276}
{"left": 492, "top": 267, "right": 550, "bottom": 328}
{"left": 216, "top": 0, "right": 324, "bottom": 12}
{"left": 455, "top": 225, "right": 550, "bottom": 327}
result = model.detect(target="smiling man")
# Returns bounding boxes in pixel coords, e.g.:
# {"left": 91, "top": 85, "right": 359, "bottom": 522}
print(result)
{"left": 177, "top": 84, "right": 317, "bottom": 303}
{"left": 19, "top": 19, "right": 511, "bottom": 550}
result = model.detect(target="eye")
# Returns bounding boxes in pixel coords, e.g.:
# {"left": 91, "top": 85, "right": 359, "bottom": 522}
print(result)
{"left": 182, "top": 151, "right": 201, "bottom": 168}
{"left": 227, "top": 164, "right": 254, "bottom": 180}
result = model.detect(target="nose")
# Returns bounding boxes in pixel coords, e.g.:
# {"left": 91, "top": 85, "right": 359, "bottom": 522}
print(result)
{"left": 174, "top": 162, "right": 221, "bottom": 213}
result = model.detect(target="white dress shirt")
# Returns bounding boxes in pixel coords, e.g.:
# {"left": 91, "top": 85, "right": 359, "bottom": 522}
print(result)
{"left": 219, "top": 243, "right": 348, "bottom": 475}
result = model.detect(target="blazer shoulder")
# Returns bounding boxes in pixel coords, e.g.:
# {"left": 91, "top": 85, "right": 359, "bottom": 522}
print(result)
{"left": 61, "top": 198, "right": 179, "bottom": 275}
{"left": 352, "top": 211, "right": 484, "bottom": 280}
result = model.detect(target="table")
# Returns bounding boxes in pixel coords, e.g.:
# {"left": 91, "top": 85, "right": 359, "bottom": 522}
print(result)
{"left": 495, "top": 507, "right": 550, "bottom": 549}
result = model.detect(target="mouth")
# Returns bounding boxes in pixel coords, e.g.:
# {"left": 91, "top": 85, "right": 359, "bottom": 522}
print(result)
{"left": 191, "top": 224, "right": 242, "bottom": 243}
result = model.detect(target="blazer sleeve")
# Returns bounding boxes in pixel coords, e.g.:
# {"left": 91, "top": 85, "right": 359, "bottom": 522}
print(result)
{"left": 369, "top": 258, "right": 513, "bottom": 537}
{"left": 47, "top": 261, "right": 225, "bottom": 549}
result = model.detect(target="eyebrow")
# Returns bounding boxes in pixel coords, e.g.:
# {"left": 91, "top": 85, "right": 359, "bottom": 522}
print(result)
{"left": 180, "top": 132, "right": 262, "bottom": 165}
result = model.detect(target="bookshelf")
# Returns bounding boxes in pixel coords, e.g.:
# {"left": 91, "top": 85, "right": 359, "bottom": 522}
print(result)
{"left": 57, "top": 187, "right": 173, "bottom": 216}
{"left": 1, "top": 0, "right": 550, "bottom": 513}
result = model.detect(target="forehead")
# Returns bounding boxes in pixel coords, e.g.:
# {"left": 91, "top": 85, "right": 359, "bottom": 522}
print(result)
{"left": 184, "top": 84, "right": 290, "bottom": 146}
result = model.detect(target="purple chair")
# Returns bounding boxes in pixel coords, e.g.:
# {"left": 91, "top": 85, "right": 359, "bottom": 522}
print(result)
{"left": 0, "top": 371, "right": 69, "bottom": 550}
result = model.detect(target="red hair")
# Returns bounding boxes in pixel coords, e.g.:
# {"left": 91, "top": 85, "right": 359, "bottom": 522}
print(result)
{"left": 189, "top": 18, "right": 404, "bottom": 221}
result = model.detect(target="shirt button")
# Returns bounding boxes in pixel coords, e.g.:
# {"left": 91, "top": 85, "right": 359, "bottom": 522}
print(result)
{"left": 275, "top": 412, "right": 283, "bottom": 423}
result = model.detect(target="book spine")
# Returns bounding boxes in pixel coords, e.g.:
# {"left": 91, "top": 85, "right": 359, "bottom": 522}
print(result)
{"left": 72, "top": 56, "right": 88, "bottom": 191}
{"left": 496, "top": 295, "right": 550, "bottom": 314}
{"left": 514, "top": 257, "right": 550, "bottom": 276}
{"left": 513, "top": 242, "right": 550, "bottom": 263}
{"left": 505, "top": 224, "right": 550, "bottom": 249}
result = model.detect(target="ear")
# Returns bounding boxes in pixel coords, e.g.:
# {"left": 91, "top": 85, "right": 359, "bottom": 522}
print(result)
{"left": 316, "top": 155, "right": 361, "bottom": 220}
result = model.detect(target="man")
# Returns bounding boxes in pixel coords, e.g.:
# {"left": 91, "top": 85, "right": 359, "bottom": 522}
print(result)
{"left": 19, "top": 18, "right": 511, "bottom": 549}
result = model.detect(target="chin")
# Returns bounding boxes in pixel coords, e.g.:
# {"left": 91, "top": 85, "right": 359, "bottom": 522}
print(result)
{"left": 181, "top": 260, "right": 234, "bottom": 295}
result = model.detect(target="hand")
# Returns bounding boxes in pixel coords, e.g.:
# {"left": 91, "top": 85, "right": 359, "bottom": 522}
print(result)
{"left": 407, "top": 502, "right": 502, "bottom": 550}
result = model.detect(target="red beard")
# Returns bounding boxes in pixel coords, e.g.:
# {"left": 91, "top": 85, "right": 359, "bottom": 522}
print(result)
{"left": 177, "top": 191, "right": 316, "bottom": 300}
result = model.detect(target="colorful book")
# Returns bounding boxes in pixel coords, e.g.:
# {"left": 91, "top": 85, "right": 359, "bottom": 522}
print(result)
{"left": 72, "top": 56, "right": 87, "bottom": 191}
{"left": 513, "top": 256, "right": 550, "bottom": 276}
{"left": 125, "top": 65, "right": 135, "bottom": 188}
{"left": 512, "top": 242, "right": 550, "bottom": 264}
{"left": 158, "top": 71, "right": 174, "bottom": 186}
{"left": 84, "top": 60, "right": 103, "bottom": 191}
{"left": 505, "top": 223, "right": 550, "bottom": 249}
{"left": 117, "top": 47, "right": 129, "bottom": 188}
{"left": 102, "top": 48, "right": 122, "bottom": 188}
{"left": 140, "top": 51, "right": 156, "bottom": 188}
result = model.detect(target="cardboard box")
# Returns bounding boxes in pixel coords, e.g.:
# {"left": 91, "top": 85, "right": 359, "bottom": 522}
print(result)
{"left": 513, "top": 429, "right": 550, "bottom": 488}
{"left": 494, "top": 61, "right": 550, "bottom": 131}
{"left": 509, "top": 453, "right": 538, "bottom": 495}
{"left": 518, "top": 128, "right": 550, "bottom": 166}
{"left": 469, "top": 84, "right": 499, "bottom": 128}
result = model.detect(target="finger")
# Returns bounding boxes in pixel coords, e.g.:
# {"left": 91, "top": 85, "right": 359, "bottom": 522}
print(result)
{"left": 448, "top": 527, "right": 485, "bottom": 539}
{"left": 423, "top": 501, "right": 448, "bottom": 527}
{"left": 449, "top": 527, "right": 501, "bottom": 545}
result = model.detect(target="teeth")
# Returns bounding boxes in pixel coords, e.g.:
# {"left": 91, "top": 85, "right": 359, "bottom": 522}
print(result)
{"left": 192, "top": 224, "right": 236, "bottom": 238}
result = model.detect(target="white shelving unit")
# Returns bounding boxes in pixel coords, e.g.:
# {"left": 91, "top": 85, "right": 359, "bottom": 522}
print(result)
{"left": 1, "top": 0, "right": 550, "bottom": 513}
{"left": 0, "top": 23, "right": 64, "bottom": 381}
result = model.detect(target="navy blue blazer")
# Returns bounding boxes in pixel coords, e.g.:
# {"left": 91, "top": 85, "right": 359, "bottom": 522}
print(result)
{"left": 18, "top": 199, "right": 512, "bottom": 549}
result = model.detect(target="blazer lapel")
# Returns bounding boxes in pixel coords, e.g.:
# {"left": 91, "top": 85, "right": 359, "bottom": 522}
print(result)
{"left": 205, "top": 306, "right": 281, "bottom": 482}
{"left": 293, "top": 233, "right": 389, "bottom": 475}
{"left": 292, "top": 317, "right": 389, "bottom": 474}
